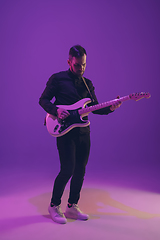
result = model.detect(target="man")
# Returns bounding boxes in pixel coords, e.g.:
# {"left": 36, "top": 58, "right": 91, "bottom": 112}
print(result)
{"left": 39, "top": 45, "right": 121, "bottom": 224}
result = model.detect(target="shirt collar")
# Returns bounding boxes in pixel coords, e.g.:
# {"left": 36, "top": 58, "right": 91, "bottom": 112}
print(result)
{"left": 68, "top": 69, "right": 82, "bottom": 80}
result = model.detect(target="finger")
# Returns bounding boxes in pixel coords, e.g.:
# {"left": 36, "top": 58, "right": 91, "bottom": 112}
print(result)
{"left": 61, "top": 111, "right": 70, "bottom": 119}
{"left": 63, "top": 110, "right": 70, "bottom": 115}
{"left": 63, "top": 112, "right": 70, "bottom": 117}
{"left": 110, "top": 105, "right": 115, "bottom": 111}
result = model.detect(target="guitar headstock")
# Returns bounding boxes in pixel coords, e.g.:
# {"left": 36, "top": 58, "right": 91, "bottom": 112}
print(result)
{"left": 129, "top": 92, "right": 151, "bottom": 101}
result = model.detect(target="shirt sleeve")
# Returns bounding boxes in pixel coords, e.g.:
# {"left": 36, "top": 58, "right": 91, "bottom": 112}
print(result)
{"left": 39, "top": 75, "right": 58, "bottom": 116}
{"left": 86, "top": 80, "right": 113, "bottom": 115}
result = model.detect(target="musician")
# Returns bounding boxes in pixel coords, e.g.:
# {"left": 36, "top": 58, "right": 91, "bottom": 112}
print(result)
{"left": 39, "top": 45, "right": 121, "bottom": 224}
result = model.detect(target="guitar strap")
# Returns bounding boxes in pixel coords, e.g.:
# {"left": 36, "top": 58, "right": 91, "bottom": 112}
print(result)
{"left": 81, "top": 77, "right": 95, "bottom": 102}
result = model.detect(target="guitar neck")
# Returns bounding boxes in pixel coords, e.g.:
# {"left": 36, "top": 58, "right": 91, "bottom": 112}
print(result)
{"left": 78, "top": 95, "right": 130, "bottom": 116}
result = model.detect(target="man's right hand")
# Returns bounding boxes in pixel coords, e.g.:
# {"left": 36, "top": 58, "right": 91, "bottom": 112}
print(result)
{"left": 57, "top": 108, "right": 70, "bottom": 120}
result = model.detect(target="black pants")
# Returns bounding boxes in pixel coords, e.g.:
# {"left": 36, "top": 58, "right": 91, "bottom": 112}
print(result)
{"left": 51, "top": 128, "right": 90, "bottom": 206}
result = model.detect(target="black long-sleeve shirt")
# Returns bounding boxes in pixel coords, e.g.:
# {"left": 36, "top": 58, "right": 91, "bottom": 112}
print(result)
{"left": 39, "top": 69, "right": 112, "bottom": 116}
{"left": 39, "top": 69, "right": 113, "bottom": 134}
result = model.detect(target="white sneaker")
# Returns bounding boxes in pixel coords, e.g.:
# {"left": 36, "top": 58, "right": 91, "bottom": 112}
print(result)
{"left": 65, "top": 204, "right": 89, "bottom": 220}
{"left": 48, "top": 205, "right": 67, "bottom": 224}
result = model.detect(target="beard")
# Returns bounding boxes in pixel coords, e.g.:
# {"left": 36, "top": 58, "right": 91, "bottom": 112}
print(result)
{"left": 76, "top": 70, "right": 84, "bottom": 76}
{"left": 71, "top": 67, "right": 84, "bottom": 77}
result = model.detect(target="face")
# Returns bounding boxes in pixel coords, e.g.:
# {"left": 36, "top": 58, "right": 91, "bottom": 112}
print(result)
{"left": 68, "top": 54, "right": 86, "bottom": 77}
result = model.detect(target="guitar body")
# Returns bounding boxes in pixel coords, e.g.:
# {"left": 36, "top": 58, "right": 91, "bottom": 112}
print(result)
{"left": 46, "top": 98, "right": 92, "bottom": 137}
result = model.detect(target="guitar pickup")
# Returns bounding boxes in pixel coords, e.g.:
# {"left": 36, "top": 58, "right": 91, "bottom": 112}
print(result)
{"left": 54, "top": 125, "right": 59, "bottom": 132}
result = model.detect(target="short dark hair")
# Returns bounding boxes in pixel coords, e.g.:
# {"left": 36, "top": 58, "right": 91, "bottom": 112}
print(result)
{"left": 69, "top": 45, "right": 87, "bottom": 59}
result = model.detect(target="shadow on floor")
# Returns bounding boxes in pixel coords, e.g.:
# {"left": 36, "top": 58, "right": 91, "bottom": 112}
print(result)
{"left": 29, "top": 188, "right": 160, "bottom": 220}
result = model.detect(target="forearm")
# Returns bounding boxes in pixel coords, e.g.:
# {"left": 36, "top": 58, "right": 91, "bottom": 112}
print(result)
{"left": 39, "top": 97, "right": 58, "bottom": 116}
{"left": 87, "top": 86, "right": 113, "bottom": 115}
{"left": 92, "top": 106, "right": 113, "bottom": 115}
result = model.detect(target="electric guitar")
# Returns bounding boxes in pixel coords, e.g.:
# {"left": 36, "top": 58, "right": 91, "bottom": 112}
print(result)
{"left": 45, "top": 92, "right": 151, "bottom": 137}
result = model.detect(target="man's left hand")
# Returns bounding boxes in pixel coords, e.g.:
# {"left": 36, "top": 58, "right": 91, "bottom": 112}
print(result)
{"left": 110, "top": 96, "right": 122, "bottom": 111}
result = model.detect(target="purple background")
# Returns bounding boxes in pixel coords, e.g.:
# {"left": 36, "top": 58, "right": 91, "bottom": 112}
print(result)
{"left": 1, "top": 0, "right": 160, "bottom": 194}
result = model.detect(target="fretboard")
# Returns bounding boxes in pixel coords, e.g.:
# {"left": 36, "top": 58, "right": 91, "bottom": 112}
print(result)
{"left": 78, "top": 95, "right": 130, "bottom": 116}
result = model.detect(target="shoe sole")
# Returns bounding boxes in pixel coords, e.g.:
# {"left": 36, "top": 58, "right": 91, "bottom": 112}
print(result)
{"left": 65, "top": 212, "right": 89, "bottom": 221}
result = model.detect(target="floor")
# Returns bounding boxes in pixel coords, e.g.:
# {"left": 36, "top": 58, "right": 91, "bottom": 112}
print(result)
{"left": 0, "top": 169, "right": 160, "bottom": 240}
